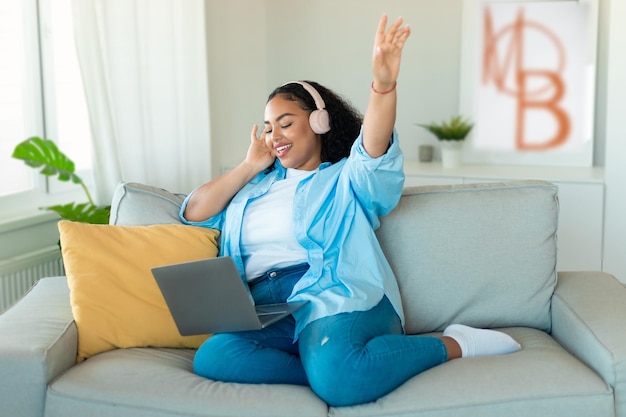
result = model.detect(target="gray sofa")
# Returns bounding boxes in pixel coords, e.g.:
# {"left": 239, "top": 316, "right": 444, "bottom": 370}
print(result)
{"left": 2, "top": 180, "right": 626, "bottom": 417}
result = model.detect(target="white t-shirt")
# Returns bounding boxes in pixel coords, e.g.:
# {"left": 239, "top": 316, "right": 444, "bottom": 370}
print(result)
{"left": 240, "top": 168, "right": 316, "bottom": 280}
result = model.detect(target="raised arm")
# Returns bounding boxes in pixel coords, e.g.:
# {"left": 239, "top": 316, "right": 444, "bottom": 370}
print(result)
{"left": 362, "top": 15, "right": 411, "bottom": 158}
{"left": 183, "top": 125, "right": 275, "bottom": 222}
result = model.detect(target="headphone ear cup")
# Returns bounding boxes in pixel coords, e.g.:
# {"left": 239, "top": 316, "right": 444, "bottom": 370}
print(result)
{"left": 309, "top": 109, "right": 331, "bottom": 134}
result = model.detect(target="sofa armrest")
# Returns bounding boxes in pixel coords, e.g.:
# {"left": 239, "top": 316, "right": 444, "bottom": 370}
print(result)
{"left": 0, "top": 276, "right": 77, "bottom": 417}
{"left": 551, "top": 271, "right": 626, "bottom": 416}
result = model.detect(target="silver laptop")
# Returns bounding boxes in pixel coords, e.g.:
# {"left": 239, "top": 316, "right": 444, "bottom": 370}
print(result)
{"left": 151, "top": 256, "right": 307, "bottom": 335}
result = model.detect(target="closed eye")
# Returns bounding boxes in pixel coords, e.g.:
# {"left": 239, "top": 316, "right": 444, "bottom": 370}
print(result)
{"left": 264, "top": 122, "right": 293, "bottom": 136}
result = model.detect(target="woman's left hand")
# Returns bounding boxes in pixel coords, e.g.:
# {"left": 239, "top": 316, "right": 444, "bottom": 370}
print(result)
{"left": 372, "top": 14, "right": 411, "bottom": 91}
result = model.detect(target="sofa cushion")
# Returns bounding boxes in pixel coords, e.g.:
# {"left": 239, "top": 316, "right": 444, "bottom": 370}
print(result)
{"left": 329, "top": 328, "right": 613, "bottom": 417}
{"left": 45, "top": 348, "right": 329, "bottom": 417}
{"left": 109, "top": 181, "right": 186, "bottom": 226}
{"left": 376, "top": 181, "right": 558, "bottom": 334}
{"left": 58, "top": 221, "right": 219, "bottom": 361}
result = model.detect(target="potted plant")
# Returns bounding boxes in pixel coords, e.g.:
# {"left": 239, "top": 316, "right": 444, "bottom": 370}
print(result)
{"left": 12, "top": 137, "right": 110, "bottom": 224}
{"left": 417, "top": 115, "right": 474, "bottom": 168}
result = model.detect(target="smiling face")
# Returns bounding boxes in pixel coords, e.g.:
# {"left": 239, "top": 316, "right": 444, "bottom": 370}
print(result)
{"left": 264, "top": 95, "right": 322, "bottom": 171}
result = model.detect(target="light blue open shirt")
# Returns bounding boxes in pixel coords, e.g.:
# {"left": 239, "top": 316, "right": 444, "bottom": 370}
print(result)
{"left": 179, "top": 129, "right": 406, "bottom": 337}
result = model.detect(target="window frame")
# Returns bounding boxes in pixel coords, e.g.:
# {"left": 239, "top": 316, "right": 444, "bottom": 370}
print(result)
{"left": 0, "top": 0, "right": 93, "bottom": 223}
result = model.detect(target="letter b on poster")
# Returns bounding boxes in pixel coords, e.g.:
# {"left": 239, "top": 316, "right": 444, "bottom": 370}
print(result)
{"left": 460, "top": 0, "right": 598, "bottom": 167}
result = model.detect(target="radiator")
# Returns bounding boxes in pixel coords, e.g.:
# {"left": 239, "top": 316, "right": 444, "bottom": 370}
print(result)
{"left": 0, "top": 246, "right": 65, "bottom": 313}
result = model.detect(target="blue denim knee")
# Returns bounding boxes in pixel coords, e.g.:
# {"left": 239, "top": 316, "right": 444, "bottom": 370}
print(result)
{"left": 298, "top": 297, "right": 447, "bottom": 406}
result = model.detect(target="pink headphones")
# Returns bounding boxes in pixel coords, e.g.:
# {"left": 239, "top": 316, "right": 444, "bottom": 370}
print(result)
{"left": 283, "top": 81, "right": 331, "bottom": 134}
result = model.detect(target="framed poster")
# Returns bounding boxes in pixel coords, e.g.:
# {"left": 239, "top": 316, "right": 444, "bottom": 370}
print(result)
{"left": 459, "top": 0, "right": 599, "bottom": 167}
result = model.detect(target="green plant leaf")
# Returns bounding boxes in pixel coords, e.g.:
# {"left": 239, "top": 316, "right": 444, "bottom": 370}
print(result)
{"left": 417, "top": 115, "right": 474, "bottom": 140}
{"left": 45, "top": 202, "right": 111, "bottom": 225}
{"left": 12, "top": 137, "right": 83, "bottom": 184}
{"left": 12, "top": 136, "right": 108, "bottom": 224}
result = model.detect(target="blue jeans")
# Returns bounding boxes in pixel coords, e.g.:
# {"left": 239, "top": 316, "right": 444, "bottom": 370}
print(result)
{"left": 193, "top": 264, "right": 448, "bottom": 407}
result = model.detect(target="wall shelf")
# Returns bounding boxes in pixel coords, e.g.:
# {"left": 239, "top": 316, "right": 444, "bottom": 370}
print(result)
{"left": 404, "top": 160, "right": 605, "bottom": 185}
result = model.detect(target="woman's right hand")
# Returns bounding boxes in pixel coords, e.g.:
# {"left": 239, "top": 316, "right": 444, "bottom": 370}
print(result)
{"left": 183, "top": 125, "right": 275, "bottom": 222}
{"left": 244, "top": 124, "right": 276, "bottom": 173}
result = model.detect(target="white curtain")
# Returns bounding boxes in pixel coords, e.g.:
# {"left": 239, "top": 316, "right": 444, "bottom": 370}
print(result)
{"left": 71, "top": 0, "right": 211, "bottom": 205}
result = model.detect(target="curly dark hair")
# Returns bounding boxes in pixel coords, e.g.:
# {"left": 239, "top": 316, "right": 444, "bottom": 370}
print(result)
{"left": 267, "top": 81, "right": 363, "bottom": 164}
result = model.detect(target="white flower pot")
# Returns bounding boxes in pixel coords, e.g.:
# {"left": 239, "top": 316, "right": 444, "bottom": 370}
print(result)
{"left": 440, "top": 141, "right": 463, "bottom": 168}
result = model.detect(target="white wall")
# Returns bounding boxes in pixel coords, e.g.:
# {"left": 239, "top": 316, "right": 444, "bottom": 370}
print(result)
{"left": 269, "top": 0, "right": 466, "bottom": 162}
{"left": 205, "top": 0, "right": 464, "bottom": 173}
{"left": 204, "top": 0, "right": 269, "bottom": 175}
{"left": 205, "top": 0, "right": 613, "bottom": 175}
{"left": 602, "top": 0, "right": 626, "bottom": 280}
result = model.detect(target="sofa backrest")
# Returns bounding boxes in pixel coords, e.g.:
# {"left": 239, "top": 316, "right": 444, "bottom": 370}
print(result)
{"left": 111, "top": 180, "right": 559, "bottom": 334}
{"left": 376, "top": 181, "right": 559, "bottom": 334}
{"left": 109, "top": 182, "right": 186, "bottom": 226}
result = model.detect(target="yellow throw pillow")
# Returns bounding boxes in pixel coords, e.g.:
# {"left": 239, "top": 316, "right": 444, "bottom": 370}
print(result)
{"left": 58, "top": 221, "right": 220, "bottom": 362}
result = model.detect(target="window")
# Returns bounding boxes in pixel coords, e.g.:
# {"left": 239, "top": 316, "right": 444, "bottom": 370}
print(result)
{"left": 0, "top": 0, "right": 92, "bottom": 218}
{"left": 0, "top": 0, "right": 39, "bottom": 197}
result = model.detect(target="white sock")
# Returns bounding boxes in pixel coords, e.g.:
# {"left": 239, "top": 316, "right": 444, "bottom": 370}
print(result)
{"left": 443, "top": 324, "right": 521, "bottom": 358}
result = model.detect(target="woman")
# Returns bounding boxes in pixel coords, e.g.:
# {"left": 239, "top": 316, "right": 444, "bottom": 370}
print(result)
{"left": 180, "top": 14, "right": 520, "bottom": 407}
